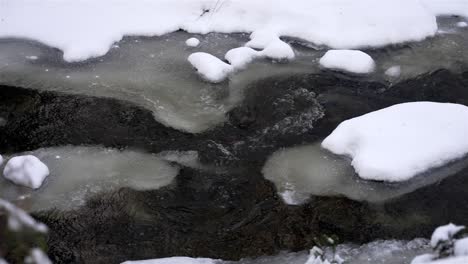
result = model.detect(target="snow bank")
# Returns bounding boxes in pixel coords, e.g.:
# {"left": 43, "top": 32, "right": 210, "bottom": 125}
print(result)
{"left": 3, "top": 155, "right": 50, "bottom": 189}
{"left": 188, "top": 52, "right": 233, "bottom": 83}
{"left": 0, "top": 0, "right": 442, "bottom": 62}
{"left": 431, "top": 223, "right": 465, "bottom": 247}
{"left": 186, "top": 37, "right": 200, "bottom": 47}
{"left": 319, "top": 50, "right": 375, "bottom": 74}
{"left": 322, "top": 102, "right": 468, "bottom": 182}
{"left": 421, "top": 0, "right": 468, "bottom": 18}
{"left": 121, "top": 257, "right": 219, "bottom": 264}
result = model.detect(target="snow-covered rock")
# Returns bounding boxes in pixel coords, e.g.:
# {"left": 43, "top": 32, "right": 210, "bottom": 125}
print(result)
{"left": 322, "top": 102, "right": 468, "bottom": 182}
{"left": 258, "top": 39, "right": 295, "bottom": 60}
{"left": 385, "top": 66, "right": 402, "bottom": 77}
{"left": 456, "top": 22, "right": 468, "bottom": 28}
{"left": 319, "top": 50, "right": 375, "bottom": 74}
{"left": 0, "top": 0, "right": 443, "bottom": 62}
{"left": 185, "top": 37, "right": 200, "bottom": 47}
{"left": 225, "top": 47, "right": 259, "bottom": 69}
{"left": 188, "top": 52, "right": 233, "bottom": 83}
{"left": 121, "top": 257, "right": 219, "bottom": 264}
{"left": 3, "top": 155, "right": 50, "bottom": 189}
{"left": 431, "top": 224, "right": 465, "bottom": 248}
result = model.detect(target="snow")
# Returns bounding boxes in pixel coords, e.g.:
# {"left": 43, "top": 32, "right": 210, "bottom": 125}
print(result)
{"left": 385, "top": 66, "right": 402, "bottom": 77}
{"left": 0, "top": 0, "right": 444, "bottom": 62}
{"left": 225, "top": 47, "right": 259, "bottom": 69}
{"left": 322, "top": 102, "right": 468, "bottom": 182}
{"left": 454, "top": 238, "right": 468, "bottom": 256}
{"left": 319, "top": 50, "right": 375, "bottom": 74}
{"left": 431, "top": 223, "right": 465, "bottom": 248}
{"left": 3, "top": 155, "right": 50, "bottom": 189}
{"left": 186, "top": 37, "right": 200, "bottom": 47}
{"left": 421, "top": 0, "right": 468, "bottom": 18}
{"left": 25, "top": 248, "right": 52, "bottom": 264}
{"left": 457, "top": 22, "right": 468, "bottom": 28}
{"left": 416, "top": 256, "right": 468, "bottom": 264}
{"left": 188, "top": 52, "right": 233, "bottom": 83}
{"left": 121, "top": 257, "right": 220, "bottom": 264}
{"left": 258, "top": 39, "right": 295, "bottom": 60}
{"left": 412, "top": 254, "right": 436, "bottom": 264}
{"left": 0, "top": 199, "right": 48, "bottom": 232}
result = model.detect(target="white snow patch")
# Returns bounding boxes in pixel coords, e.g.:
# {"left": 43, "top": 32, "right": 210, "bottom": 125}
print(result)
{"left": 411, "top": 254, "right": 437, "bottom": 264}
{"left": 0, "top": 0, "right": 441, "bottom": 62}
{"left": 185, "top": 37, "right": 200, "bottom": 47}
{"left": 421, "top": 0, "right": 468, "bottom": 17}
{"left": 121, "top": 257, "right": 220, "bottom": 264}
{"left": 258, "top": 39, "right": 295, "bottom": 60}
{"left": 415, "top": 256, "right": 468, "bottom": 264}
{"left": 225, "top": 47, "right": 259, "bottom": 69}
{"left": 454, "top": 238, "right": 468, "bottom": 257}
{"left": 319, "top": 50, "right": 375, "bottom": 74}
{"left": 3, "top": 155, "right": 50, "bottom": 189}
{"left": 25, "top": 248, "right": 52, "bottom": 264}
{"left": 25, "top": 55, "right": 38, "bottom": 60}
{"left": 457, "top": 22, "right": 468, "bottom": 28}
{"left": 385, "top": 65, "right": 402, "bottom": 77}
{"left": 430, "top": 223, "right": 465, "bottom": 248}
{"left": 188, "top": 52, "right": 233, "bottom": 83}
{"left": 322, "top": 102, "right": 468, "bottom": 182}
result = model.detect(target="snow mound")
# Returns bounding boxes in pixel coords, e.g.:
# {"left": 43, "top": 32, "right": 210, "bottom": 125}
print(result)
{"left": 258, "top": 39, "right": 295, "bottom": 60}
{"left": 0, "top": 0, "right": 441, "bottom": 62}
{"left": 121, "top": 257, "right": 220, "bottom": 264}
{"left": 3, "top": 155, "right": 50, "bottom": 189}
{"left": 457, "top": 22, "right": 468, "bottom": 28}
{"left": 188, "top": 52, "right": 233, "bottom": 83}
{"left": 186, "top": 37, "right": 200, "bottom": 47}
{"left": 225, "top": 47, "right": 259, "bottom": 69}
{"left": 431, "top": 223, "right": 465, "bottom": 248}
{"left": 322, "top": 102, "right": 468, "bottom": 182}
{"left": 319, "top": 50, "right": 375, "bottom": 74}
